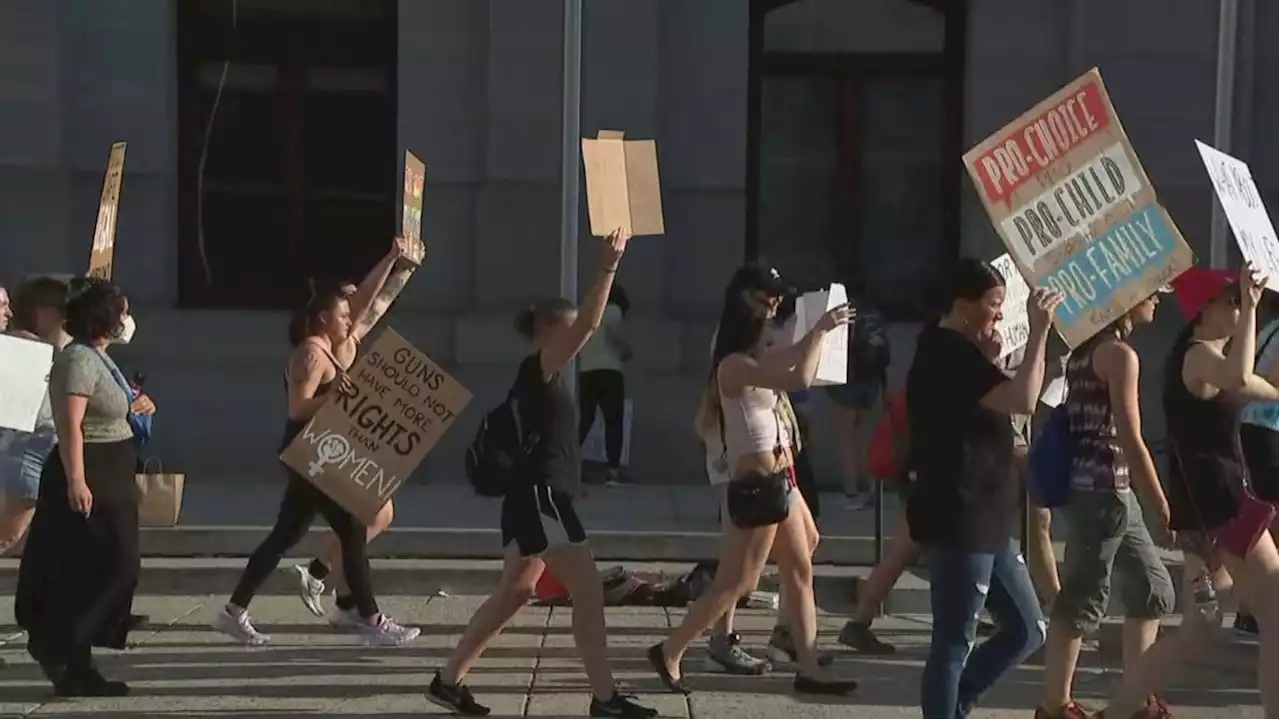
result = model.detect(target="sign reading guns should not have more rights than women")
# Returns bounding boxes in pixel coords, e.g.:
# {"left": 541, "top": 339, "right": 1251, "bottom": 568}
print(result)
{"left": 963, "top": 68, "right": 1193, "bottom": 348}
{"left": 280, "top": 328, "right": 473, "bottom": 524}
{"left": 88, "top": 141, "right": 127, "bottom": 280}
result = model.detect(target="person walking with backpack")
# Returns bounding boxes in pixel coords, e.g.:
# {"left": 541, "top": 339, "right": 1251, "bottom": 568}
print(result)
{"left": 436, "top": 228, "right": 656, "bottom": 719}
{"left": 824, "top": 281, "right": 890, "bottom": 510}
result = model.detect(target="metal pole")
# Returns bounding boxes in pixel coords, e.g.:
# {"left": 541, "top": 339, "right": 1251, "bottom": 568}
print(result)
{"left": 560, "top": 0, "right": 583, "bottom": 399}
{"left": 1210, "top": 0, "right": 1240, "bottom": 269}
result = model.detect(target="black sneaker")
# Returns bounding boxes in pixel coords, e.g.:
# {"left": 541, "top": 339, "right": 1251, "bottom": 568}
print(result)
{"left": 427, "top": 671, "right": 491, "bottom": 716}
{"left": 589, "top": 693, "right": 659, "bottom": 718}
{"left": 837, "top": 620, "right": 896, "bottom": 655}
{"left": 1234, "top": 613, "right": 1260, "bottom": 637}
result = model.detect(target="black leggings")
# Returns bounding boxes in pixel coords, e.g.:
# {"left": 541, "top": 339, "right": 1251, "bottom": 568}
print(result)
{"left": 578, "top": 369, "right": 625, "bottom": 469}
{"left": 230, "top": 471, "right": 379, "bottom": 618}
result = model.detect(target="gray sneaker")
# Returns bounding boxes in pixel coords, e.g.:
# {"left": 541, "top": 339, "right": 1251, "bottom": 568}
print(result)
{"left": 765, "top": 625, "right": 834, "bottom": 666}
{"left": 706, "top": 632, "right": 771, "bottom": 675}
{"left": 357, "top": 614, "right": 421, "bottom": 647}
{"left": 291, "top": 564, "right": 327, "bottom": 617}
{"left": 212, "top": 606, "right": 270, "bottom": 646}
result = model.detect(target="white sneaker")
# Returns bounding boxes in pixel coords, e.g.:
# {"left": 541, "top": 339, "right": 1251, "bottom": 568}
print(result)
{"left": 329, "top": 606, "right": 362, "bottom": 629}
{"left": 291, "top": 564, "right": 327, "bottom": 617}
{"left": 213, "top": 606, "right": 270, "bottom": 646}
{"left": 358, "top": 614, "right": 421, "bottom": 647}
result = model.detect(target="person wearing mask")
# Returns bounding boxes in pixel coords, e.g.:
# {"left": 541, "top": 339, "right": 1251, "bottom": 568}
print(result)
{"left": 1092, "top": 264, "right": 1278, "bottom": 719}
{"left": 215, "top": 237, "right": 419, "bottom": 647}
{"left": 15, "top": 279, "right": 142, "bottom": 696}
{"left": 577, "top": 284, "right": 632, "bottom": 487}
{"left": 1037, "top": 295, "right": 1176, "bottom": 719}
{"left": 647, "top": 265, "right": 858, "bottom": 697}
{"left": 1, "top": 277, "right": 73, "bottom": 555}
{"left": 824, "top": 281, "right": 889, "bottom": 510}
{"left": 907, "top": 258, "right": 1061, "bottom": 718}
{"left": 289, "top": 239, "right": 418, "bottom": 623}
{"left": 1235, "top": 289, "right": 1278, "bottom": 638}
{"left": 428, "top": 229, "right": 657, "bottom": 719}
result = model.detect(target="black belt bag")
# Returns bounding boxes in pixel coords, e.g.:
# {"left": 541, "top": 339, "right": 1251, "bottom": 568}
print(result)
{"left": 725, "top": 469, "right": 791, "bottom": 529}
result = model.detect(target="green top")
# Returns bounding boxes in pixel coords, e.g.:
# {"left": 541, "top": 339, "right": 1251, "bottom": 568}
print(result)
{"left": 49, "top": 343, "right": 134, "bottom": 444}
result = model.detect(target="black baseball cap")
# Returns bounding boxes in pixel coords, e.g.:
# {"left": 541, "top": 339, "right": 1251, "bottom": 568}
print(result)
{"left": 726, "top": 262, "right": 795, "bottom": 297}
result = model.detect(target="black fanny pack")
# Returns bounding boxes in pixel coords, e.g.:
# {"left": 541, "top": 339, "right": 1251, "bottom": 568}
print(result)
{"left": 725, "top": 469, "right": 791, "bottom": 529}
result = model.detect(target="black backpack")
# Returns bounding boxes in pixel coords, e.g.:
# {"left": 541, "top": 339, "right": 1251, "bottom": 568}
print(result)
{"left": 850, "top": 303, "right": 891, "bottom": 381}
{"left": 464, "top": 390, "right": 538, "bottom": 497}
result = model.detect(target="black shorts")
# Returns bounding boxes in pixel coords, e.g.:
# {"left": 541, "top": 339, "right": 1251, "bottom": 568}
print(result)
{"left": 1241, "top": 424, "right": 1278, "bottom": 505}
{"left": 501, "top": 484, "right": 587, "bottom": 557}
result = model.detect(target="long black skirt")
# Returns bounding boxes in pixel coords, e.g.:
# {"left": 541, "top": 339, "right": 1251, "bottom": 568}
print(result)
{"left": 15, "top": 439, "right": 139, "bottom": 661}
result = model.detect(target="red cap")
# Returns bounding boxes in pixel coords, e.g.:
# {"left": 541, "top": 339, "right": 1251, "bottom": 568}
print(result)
{"left": 1169, "top": 267, "right": 1235, "bottom": 320}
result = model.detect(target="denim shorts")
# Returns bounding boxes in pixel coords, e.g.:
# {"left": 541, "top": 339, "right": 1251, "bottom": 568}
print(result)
{"left": 1052, "top": 490, "right": 1175, "bottom": 634}
{"left": 3, "top": 440, "right": 53, "bottom": 503}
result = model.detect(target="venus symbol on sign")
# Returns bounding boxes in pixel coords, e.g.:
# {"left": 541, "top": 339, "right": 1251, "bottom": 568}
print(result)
{"left": 308, "top": 433, "right": 351, "bottom": 476}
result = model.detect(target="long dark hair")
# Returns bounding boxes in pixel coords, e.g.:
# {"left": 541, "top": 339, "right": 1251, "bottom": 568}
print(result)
{"left": 695, "top": 289, "right": 772, "bottom": 440}
{"left": 289, "top": 281, "right": 354, "bottom": 346}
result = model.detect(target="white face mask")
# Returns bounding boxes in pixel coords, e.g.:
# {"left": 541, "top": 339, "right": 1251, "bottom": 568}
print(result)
{"left": 111, "top": 314, "right": 137, "bottom": 345}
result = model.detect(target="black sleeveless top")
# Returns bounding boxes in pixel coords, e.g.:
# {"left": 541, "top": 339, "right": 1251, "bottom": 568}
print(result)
{"left": 1163, "top": 337, "right": 1247, "bottom": 531}
{"left": 279, "top": 350, "right": 337, "bottom": 453}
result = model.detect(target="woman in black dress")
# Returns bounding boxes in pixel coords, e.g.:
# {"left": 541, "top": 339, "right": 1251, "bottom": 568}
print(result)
{"left": 16, "top": 279, "right": 140, "bottom": 696}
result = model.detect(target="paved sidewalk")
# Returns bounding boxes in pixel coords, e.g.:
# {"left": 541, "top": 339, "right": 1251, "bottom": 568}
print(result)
{"left": 0, "top": 594, "right": 1263, "bottom": 718}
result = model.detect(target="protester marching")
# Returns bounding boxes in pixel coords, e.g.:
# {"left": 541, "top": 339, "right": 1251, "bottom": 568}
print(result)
{"left": 0, "top": 62, "right": 1277, "bottom": 719}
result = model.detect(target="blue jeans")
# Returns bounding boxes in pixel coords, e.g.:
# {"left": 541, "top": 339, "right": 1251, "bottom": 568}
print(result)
{"left": 921, "top": 540, "right": 1046, "bottom": 719}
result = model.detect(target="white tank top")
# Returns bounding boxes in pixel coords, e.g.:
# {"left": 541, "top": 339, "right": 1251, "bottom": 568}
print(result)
{"left": 716, "top": 376, "right": 791, "bottom": 463}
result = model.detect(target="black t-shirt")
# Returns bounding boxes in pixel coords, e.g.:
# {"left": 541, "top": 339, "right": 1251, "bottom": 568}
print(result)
{"left": 514, "top": 352, "right": 580, "bottom": 494}
{"left": 905, "top": 325, "right": 1017, "bottom": 551}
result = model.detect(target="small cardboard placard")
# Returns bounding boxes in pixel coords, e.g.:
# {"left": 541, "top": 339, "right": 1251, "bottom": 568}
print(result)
{"left": 0, "top": 335, "right": 55, "bottom": 432}
{"left": 791, "top": 283, "right": 849, "bottom": 386}
{"left": 581, "top": 130, "right": 665, "bottom": 237}
{"left": 88, "top": 142, "right": 127, "bottom": 280}
{"left": 990, "top": 253, "right": 1031, "bottom": 358}
{"left": 962, "top": 69, "right": 1193, "bottom": 348}
{"left": 280, "top": 328, "right": 473, "bottom": 523}
{"left": 1194, "top": 140, "right": 1280, "bottom": 291}
{"left": 400, "top": 150, "right": 427, "bottom": 265}
{"left": 350, "top": 152, "right": 428, "bottom": 340}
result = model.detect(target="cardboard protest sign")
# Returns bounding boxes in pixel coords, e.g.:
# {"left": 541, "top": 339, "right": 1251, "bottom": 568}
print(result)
{"left": 88, "top": 142, "right": 127, "bottom": 280}
{"left": 990, "top": 253, "right": 1031, "bottom": 357}
{"left": 400, "top": 150, "right": 427, "bottom": 265}
{"left": 280, "top": 328, "right": 472, "bottom": 523}
{"left": 581, "top": 130, "right": 665, "bottom": 237}
{"left": 350, "top": 152, "right": 428, "bottom": 340}
{"left": 791, "top": 283, "right": 849, "bottom": 386}
{"left": 1195, "top": 141, "right": 1280, "bottom": 291}
{"left": 0, "top": 335, "right": 55, "bottom": 432}
{"left": 963, "top": 69, "right": 1193, "bottom": 348}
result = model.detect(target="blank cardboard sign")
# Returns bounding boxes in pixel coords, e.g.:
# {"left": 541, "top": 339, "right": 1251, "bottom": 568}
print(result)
{"left": 582, "top": 130, "right": 664, "bottom": 237}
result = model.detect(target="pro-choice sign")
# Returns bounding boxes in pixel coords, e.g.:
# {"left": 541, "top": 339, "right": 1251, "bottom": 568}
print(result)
{"left": 963, "top": 68, "right": 1193, "bottom": 348}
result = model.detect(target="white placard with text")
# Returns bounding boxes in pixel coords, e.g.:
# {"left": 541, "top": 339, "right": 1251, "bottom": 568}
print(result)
{"left": 990, "top": 253, "right": 1031, "bottom": 358}
{"left": 0, "top": 335, "right": 55, "bottom": 432}
{"left": 791, "top": 283, "right": 849, "bottom": 386}
{"left": 1195, "top": 141, "right": 1280, "bottom": 291}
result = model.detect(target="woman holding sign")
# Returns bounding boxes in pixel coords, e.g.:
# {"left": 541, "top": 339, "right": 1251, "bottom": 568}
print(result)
{"left": 214, "top": 237, "right": 420, "bottom": 648}
{"left": 1094, "top": 265, "right": 1278, "bottom": 719}
{"left": 646, "top": 268, "right": 859, "bottom": 697}
{"left": 15, "top": 279, "right": 140, "bottom": 696}
{"left": 905, "top": 259, "right": 1063, "bottom": 719}
{"left": 429, "top": 229, "right": 658, "bottom": 719}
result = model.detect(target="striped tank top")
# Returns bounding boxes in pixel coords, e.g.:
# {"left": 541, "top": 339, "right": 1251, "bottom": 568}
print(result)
{"left": 1065, "top": 336, "right": 1130, "bottom": 492}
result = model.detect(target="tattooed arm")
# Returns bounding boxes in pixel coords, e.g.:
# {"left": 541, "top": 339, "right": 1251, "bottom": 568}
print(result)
{"left": 285, "top": 343, "right": 335, "bottom": 421}
{"left": 347, "top": 236, "right": 409, "bottom": 343}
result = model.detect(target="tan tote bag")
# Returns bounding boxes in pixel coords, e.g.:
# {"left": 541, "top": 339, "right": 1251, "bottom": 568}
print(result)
{"left": 136, "top": 458, "right": 185, "bottom": 528}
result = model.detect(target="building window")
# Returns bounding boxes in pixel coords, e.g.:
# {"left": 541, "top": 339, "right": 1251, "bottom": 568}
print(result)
{"left": 747, "top": 0, "right": 965, "bottom": 319}
{"left": 176, "top": 0, "right": 397, "bottom": 309}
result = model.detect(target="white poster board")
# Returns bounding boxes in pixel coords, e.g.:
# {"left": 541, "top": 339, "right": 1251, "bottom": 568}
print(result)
{"left": 1195, "top": 140, "right": 1280, "bottom": 291}
{"left": 0, "top": 335, "right": 55, "bottom": 432}
{"left": 990, "top": 253, "right": 1031, "bottom": 358}
{"left": 1039, "top": 376, "right": 1068, "bottom": 408}
{"left": 581, "top": 399, "right": 633, "bottom": 466}
{"left": 791, "top": 283, "right": 848, "bottom": 386}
